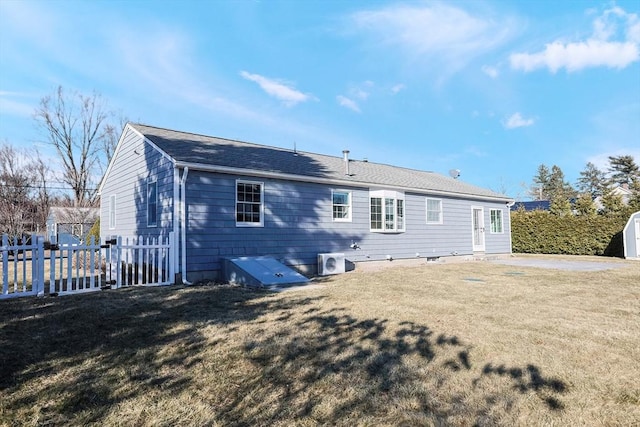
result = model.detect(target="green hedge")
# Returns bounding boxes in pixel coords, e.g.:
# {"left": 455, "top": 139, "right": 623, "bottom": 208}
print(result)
{"left": 510, "top": 208, "right": 634, "bottom": 257}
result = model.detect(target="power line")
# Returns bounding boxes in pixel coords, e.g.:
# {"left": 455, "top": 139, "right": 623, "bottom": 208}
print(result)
{"left": 0, "top": 184, "right": 98, "bottom": 191}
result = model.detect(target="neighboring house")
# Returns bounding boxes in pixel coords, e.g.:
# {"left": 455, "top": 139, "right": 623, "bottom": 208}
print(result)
{"left": 99, "top": 123, "right": 514, "bottom": 282}
{"left": 46, "top": 206, "right": 99, "bottom": 245}
{"left": 594, "top": 184, "right": 634, "bottom": 211}
{"left": 510, "top": 200, "right": 551, "bottom": 212}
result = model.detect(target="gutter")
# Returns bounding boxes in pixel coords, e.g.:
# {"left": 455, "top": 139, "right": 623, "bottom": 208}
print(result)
{"left": 174, "top": 160, "right": 513, "bottom": 204}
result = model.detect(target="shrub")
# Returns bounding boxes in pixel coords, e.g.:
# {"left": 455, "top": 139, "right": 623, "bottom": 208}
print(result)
{"left": 86, "top": 218, "right": 100, "bottom": 245}
{"left": 511, "top": 207, "right": 634, "bottom": 257}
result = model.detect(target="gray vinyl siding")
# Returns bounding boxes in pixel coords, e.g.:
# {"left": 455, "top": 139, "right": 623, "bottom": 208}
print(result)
{"left": 100, "top": 128, "right": 174, "bottom": 242}
{"left": 183, "top": 171, "right": 512, "bottom": 280}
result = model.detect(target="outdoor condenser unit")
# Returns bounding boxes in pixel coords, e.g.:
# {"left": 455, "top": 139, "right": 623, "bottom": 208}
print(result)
{"left": 317, "top": 253, "right": 346, "bottom": 276}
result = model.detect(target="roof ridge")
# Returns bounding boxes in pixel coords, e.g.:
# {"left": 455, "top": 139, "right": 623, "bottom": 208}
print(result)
{"left": 132, "top": 122, "right": 336, "bottom": 159}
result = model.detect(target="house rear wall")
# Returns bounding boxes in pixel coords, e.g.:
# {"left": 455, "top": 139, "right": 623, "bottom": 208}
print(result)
{"left": 184, "top": 170, "right": 511, "bottom": 281}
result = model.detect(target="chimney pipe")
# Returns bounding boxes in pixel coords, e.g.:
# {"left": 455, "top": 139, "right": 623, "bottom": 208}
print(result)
{"left": 343, "top": 150, "right": 350, "bottom": 176}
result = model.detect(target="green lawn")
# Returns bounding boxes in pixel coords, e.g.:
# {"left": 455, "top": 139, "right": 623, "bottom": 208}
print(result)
{"left": 1, "top": 256, "right": 639, "bottom": 426}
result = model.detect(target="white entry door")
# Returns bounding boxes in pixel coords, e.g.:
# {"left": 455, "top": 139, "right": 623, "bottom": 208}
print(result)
{"left": 472, "top": 207, "right": 485, "bottom": 252}
{"left": 635, "top": 219, "right": 640, "bottom": 257}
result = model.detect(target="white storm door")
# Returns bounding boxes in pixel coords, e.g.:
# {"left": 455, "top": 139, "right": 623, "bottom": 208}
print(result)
{"left": 635, "top": 219, "right": 640, "bottom": 257}
{"left": 472, "top": 207, "right": 485, "bottom": 252}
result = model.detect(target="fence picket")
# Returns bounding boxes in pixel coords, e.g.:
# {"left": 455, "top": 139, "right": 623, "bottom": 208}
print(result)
{"left": 1, "top": 233, "right": 174, "bottom": 300}
{"left": 2, "top": 235, "right": 8, "bottom": 295}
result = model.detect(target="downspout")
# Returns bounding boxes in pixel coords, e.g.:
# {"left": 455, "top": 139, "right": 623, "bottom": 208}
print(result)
{"left": 172, "top": 167, "right": 180, "bottom": 283}
{"left": 180, "top": 167, "right": 192, "bottom": 285}
{"left": 507, "top": 200, "right": 515, "bottom": 254}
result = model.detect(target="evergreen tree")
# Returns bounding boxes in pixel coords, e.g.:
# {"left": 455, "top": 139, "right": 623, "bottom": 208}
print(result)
{"left": 530, "top": 164, "right": 550, "bottom": 200}
{"left": 576, "top": 162, "right": 607, "bottom": 198}
{"left": 628, "top": 179, "right": 640, "bottom": 210}
{"left": 550, "top": 195, "right": 572, "bottom": 216}
{"left": 608, "top": 155, "right": 640, "bottom": 186}
{"left": 547, "top": 165, "right": 575, "bottom": 199}
{"left": 599, "top": 191, "right": 624, "bottom": 215}
{"left": 574, "top": 193, "right": 596, "bottom": 216}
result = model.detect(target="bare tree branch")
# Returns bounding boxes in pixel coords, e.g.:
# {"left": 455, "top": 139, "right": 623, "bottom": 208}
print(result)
{"left": 34, "top": 86, "right": 113, "bottom": 205}
{"left": 0, "top": 143, "right": 53, "bottom": 238}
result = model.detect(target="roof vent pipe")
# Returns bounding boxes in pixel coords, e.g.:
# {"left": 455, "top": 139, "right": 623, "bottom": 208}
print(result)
{"left": 343, "top": 150, "right": 350, "bottom": 176}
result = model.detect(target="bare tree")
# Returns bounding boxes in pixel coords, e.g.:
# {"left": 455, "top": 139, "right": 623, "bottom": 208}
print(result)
{"left": 32, "top": 155, "right": 52, "bottom": 230}
{"left": 0, "top": 143, "right": 38, "bottom": 239}
{"left": 101, "top": 113, "right": 129, "bottom": 168}
{"left": 34, "top": 86, "right": 114, "bottom": 205}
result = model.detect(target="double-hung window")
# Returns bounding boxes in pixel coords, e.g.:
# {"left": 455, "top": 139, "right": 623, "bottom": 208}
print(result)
{"left": 426, "top": 198, "right": 443, "bottom": 224}
{"left": 490, "top": 209, "right": 503, "bottom": 233}
{"left": 236, "top": 180, "right": 264, "bottom": 226}
{"left": 147, "top": 181, "right": 158, "bottom": 227}
{"left": 370, "top": 190, "right": 405, "bottom": 232}
{"left": 332, "top": 190, "right": 351, "bottom": 222}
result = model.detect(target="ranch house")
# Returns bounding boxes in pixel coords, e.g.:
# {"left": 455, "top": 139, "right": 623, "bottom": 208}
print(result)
{"left": 99, "top": 123, "right": 514, "bottom": 283}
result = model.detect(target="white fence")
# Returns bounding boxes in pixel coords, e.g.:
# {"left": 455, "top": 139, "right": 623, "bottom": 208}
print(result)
{"left": 1, "top": 233, "right": 175, "bottom": 299}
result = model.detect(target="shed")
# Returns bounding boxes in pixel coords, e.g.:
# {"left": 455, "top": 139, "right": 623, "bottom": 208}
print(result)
{"left": 623, "top": 211, "right": 640, "bottom": 260}
{"left": 46, "top": 206, "right": 99, "bottom": 244}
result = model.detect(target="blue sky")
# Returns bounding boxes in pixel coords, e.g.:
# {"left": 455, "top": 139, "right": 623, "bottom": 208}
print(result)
{"left": 1, "top": 0, "right": 639, "bottom": 199}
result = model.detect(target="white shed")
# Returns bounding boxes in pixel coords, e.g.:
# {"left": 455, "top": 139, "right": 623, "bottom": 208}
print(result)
{"left": 622, "top": 211, "right": 640, "bottom": 260}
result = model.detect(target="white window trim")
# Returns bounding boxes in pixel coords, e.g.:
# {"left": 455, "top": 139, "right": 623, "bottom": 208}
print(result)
{"left": 109, "top": 195, "right": 116, "bottom": 230}
{"left": 426, "top": 197, "right": 443, "bottom": 225}
{"left": 369, "top": 189, "right": 405, "bottom": 233}
{"left": 236, "top": 179, "right": 264, "bottom": 227}
{"left": 490, "top": 209, "right": 504, "bottom": 234}
{"left": 147, "top": 180, "right": 158, "bottom": 228}
{"left": 332, "top": 190, "right": 352, "bottom": 222}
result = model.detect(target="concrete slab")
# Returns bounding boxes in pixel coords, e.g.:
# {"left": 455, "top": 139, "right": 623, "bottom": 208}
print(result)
{"left": 489, "top": 258, "right": 626, "bottom": 272}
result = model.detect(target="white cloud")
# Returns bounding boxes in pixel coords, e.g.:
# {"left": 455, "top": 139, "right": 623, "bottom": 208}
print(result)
{"left": 391, "top": 83, "right": 406, "bottom": 94}
{"left": 0, "top": 97, "right": 35, "bottom": 118}
{"left": 336, "top": 95, "right": 361, "bottom": 113}
{"left": 510, "top": 6, "right": 640, "bottom": 73}
{"left": 503, "top": 112, "right": 535, "bottom": 129}
{"left": 353, "top": 88, "right": 370, "bottom": 100}
{"left": 240, "top": 71, "right": 313, "bottom": 106}
{"left": 0, "top": 91, "right": 39, "bottom": 117}
{"left": 349, "top": 3, "right": 518, "bottom": 80}
{"left": 481, "top": 65, "right": 499, "bottom": 78}
{"left": 510, "top": 40, "right": 638, "bottom": 72}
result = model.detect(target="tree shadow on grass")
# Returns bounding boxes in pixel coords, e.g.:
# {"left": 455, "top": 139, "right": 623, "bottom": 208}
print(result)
{"left": 1, "top": 285, "right": 568, "bottom": 425}
{"left": 221, "top": 310, "right": 568, "bottom": 425}
{"left": 0, "top": 285, "right": 323, "bottom": 424}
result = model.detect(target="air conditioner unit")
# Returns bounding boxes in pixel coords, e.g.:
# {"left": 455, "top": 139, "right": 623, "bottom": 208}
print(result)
{"left": 318, "top": 253, "right": 346, "bottom": 276}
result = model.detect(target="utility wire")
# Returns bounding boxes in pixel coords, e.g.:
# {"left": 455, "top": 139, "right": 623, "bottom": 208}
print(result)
{"left": 0, "top": 184, "right": 98, "bottom": 191}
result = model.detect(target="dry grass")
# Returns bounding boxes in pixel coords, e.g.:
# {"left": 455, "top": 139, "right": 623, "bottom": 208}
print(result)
{"left": 1, "top": 255, "right": 639, "bottom": 426}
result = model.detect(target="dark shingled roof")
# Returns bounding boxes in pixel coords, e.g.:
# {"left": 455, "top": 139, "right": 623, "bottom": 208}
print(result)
{"left": 132, "top": 123, "right": 510, "bottom": 201}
